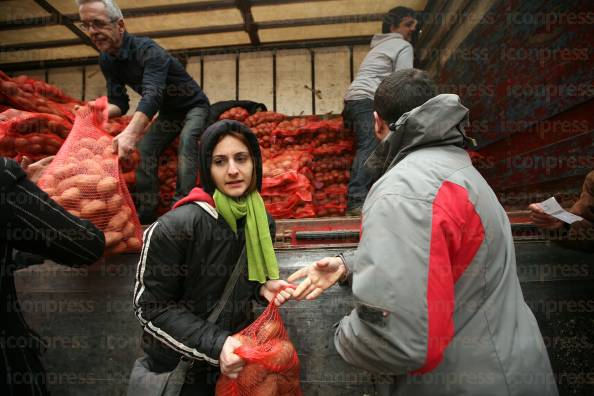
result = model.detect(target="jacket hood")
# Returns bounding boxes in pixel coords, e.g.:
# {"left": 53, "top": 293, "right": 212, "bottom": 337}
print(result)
{"left": 198, "top": 120, "right": 263, "bottom": 195}
{"left": 370, "top": 32, "right": 404, "bottom": 48}
{"left": 365, "top": 94, "right": 475, "bottom": 181}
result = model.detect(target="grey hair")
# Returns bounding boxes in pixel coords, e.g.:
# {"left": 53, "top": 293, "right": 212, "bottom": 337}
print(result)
{"left": 76, "top": 0, "right": 123, "bottom": 20}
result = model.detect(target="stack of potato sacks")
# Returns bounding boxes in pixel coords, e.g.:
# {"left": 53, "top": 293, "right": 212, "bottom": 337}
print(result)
{"left": 37, "top": 98, "right": 143, "bottom": 256}
{"left": 219, "top": 109, "right": 326, "bottom": 218}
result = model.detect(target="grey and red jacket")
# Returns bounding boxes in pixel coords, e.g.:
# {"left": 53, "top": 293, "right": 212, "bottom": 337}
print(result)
{"left": 334, "top": 95, "right": 558, "bottom": 396}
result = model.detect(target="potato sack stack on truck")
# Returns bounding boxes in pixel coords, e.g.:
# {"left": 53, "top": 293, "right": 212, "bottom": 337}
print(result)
{"left": 1, "top": 0, "right": 593, "bottom": 395}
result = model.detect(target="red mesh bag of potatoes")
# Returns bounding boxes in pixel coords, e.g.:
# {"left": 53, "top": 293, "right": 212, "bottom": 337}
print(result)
{"left": 37, "top": 97, "right": 142, "bottom": 256}
{"left": 216, "top": 296, "right": 302, "bottom": 396}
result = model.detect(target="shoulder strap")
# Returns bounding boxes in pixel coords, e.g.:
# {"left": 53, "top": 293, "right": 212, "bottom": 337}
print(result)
{"left": 206, "top": 246, "right": 247, "bottom": 323}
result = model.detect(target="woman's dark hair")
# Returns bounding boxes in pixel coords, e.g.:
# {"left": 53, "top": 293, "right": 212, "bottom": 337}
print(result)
{"left": 382, "top": 6, "right": 417, "bottom": 33}
{"left": 374, "top": 68, "right": 438, "bottom": 124}
{"left": 212, "top": 131, "right": 258, "bottom": 195}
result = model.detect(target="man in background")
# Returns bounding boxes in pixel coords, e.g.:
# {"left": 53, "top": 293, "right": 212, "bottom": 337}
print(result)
{"left": 77, "top": 0, "right": 210, "bottom": 224}
{"left": 343, "top": 6, "right": 417, "bottom": 214}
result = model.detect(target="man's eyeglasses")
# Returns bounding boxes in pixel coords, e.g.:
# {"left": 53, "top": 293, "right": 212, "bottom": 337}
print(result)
{"left": 78, "top": 19, "right": 118, "bottom": 32}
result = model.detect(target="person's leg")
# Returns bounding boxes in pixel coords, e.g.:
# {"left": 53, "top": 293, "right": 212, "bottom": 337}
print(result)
{"left": 135, "top": 116, "right": 181, "bottom": 223}
{"left": 174, "top": 106, "right": 209, "bottom": 205}
{"left": 344, "top": 99, "right": 377, "bottom": 212}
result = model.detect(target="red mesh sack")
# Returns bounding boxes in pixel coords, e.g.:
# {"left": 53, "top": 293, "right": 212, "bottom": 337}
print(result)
{"left": 244, "top": 111, "right": 285, "bottom": 127}
{"left": 37, "top": 97, "right": 143, "bottom": 256}
{"left": 216, "top": 295, "right": 302, "bottom": 396}
{"left": 219, "top": 107, "right": 249, "bottom": 122}
{"left": 0, "top": 109, "right": 72, "bottom": 139}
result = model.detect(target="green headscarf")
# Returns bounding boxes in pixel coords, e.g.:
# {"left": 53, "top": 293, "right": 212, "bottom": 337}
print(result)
{"left": 213, "top": 189, "right": 279, "bottom": 283}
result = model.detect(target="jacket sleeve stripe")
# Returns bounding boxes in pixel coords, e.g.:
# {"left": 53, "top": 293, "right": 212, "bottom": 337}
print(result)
{"left": 414, "top": 181, "right": 485, "bottom": 374}
{"left": 132, "top": 222, "right": 220, "bottom": 365}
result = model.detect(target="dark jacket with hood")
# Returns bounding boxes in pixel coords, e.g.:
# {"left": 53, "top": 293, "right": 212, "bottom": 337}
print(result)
{"left": 132, "top": 120, "right": 273, "bottom": 370}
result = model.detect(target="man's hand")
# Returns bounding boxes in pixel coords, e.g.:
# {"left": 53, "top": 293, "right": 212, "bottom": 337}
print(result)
{"left": 288, "top": 256, "right": 347, "bottom": 301}
{"left": 112, "top": 129, "right": 137, "bottom": 161}
{"left": 21, "top": 156, "right": 53, "bottom": 184}
{"left": 528, "top": 203, "right": 563, "bottom": 230}
{"left": 219, "top": 336, "right": 244, "bottom": 379}
{"left": 259, "top": 280, "right": 294, "bottom": 306}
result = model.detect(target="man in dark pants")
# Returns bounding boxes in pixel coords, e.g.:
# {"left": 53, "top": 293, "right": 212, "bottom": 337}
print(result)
{"left": 77, "top": 0, "right": 210, "bottom": 224}
{"left": 343, "top": 6, "right": 417, "bottom": 214}
{"left": 1, "top": 157, "right": 105, "bottom": 396}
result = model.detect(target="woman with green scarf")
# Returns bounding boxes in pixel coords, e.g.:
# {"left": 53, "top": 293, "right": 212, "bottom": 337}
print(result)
{"left": 131, "top": 120, "right": 293, "bottom": 395}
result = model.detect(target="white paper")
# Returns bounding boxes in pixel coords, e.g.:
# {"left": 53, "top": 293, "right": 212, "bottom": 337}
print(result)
{"left": 538, "top": 197, "right": 583, "bottom": 224}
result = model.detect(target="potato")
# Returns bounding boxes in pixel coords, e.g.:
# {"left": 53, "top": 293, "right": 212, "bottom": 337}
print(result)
{"left": 237, "top": 363, "right": 268, "bottom": 390}
{"left": 68, "top": 209, "right": 81, "bottom": 218}
{"left": 40, "top": 174, "right": 57, "bottom": 189}
{"left": 233, "top": 334, "right": 257, "bottom": 349}
{"left": 101, "top": 158, "right": 118, "bottom": 174}
{"left": 97, "top": 176, "right": 118, "bottom": 195}
{"left": 78, "top": 137, "right": 99, "bottom": 153}
{"left": 110, "top": 241, "right": 127, "bottom": 255}
{"left": 53, "top": 163, "right": 78, "bottom": 180}
{"left": 267, "top": 341, "right": 296, "bottom": 368}
{"left": 256, "top": 321, "right": 282, "bottom": 344}
{"left": 97, "top": 135, "right": 112, "bottom": 148}
{"left": 102, "top": 145, "right": 116, "bottom": 158}
{"left": 126, "top": 237, "right": 141, "bottom": 251}
{"left": 61, "top": 187, "right": 81, "bottom": 202}
{"left": 78, "top": 174, "right": 102, "bottom": 193}
{"left": 276, "top": 373, "right": 300, "bottom": 394}
{"left": 75, "top": 147, "right": 94, "bottom": 161}
{"left": 42, "top": 187, "right": 56, "bottom": 197}
{"left": 106, "top": 194, "right": 123, "bottom": 214}
{"left": 104, "top": 231, "right": 122, "bottom": 248}
{"left": 251, "top": 374, "right": 278, "bottom": 396}
{"left": 122, "top": 222, "right": 135, "bottom": 238}
{"left": 56, "top": 175, "right": 83, "bottom": 194}
{"left": 107, "top": 211, "right": 128, "bottom": 231}
{"left": 80, "top": 159, "right": 104, "bottom": 175}
{"left": 81, "top": 199, "right": 107, "bottom": 219}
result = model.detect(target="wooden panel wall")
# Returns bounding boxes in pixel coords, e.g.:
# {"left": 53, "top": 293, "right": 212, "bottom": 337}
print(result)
{"left": 314, "top": 47, "right": 350, "bottom": 115}
{"left": 47, "top": 66, "right": 83, "bottom": 101}
{"left": 238, "top": 51, "right": 273, "bottom": 109}
{"left": 186, "top": 56, "right": 202, "bottom": 88}
{"left": 276, "top": 49, "right": 312, "bottom": 115}
{"left": 202, "top": 53, "right": 237, "bottom": 104}
{"left": 84, "top": 65, "right": 105, "bottom": 102}
{"left": 352, "top": 44, "right": 369, "bottom": 77}
{"left": 18, "top": 69, "right": 46, "bottom": 82}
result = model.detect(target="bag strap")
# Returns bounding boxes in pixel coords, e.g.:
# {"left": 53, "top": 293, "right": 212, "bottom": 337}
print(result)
{"left": 206, "top": 246, "right": 247, "bottom": 324}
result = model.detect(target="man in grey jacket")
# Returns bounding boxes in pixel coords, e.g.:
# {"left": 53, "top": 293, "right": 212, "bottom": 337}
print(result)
{"left": 290, "top": 69, "right": 558, "bottom": 396}
{"left": 344, "top": 6, "right": 417, "bottom": 214}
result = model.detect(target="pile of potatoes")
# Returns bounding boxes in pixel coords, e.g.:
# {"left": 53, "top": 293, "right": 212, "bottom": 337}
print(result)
{"left": 38, "top": 134, "right": 142, "bottom": 256}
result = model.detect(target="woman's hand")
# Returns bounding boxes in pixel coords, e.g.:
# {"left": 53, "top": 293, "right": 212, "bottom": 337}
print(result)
{"left": 219, "top": 336, "right": 244, "bottom": 379}
{"left": 288, "top": 256, "right": 347, "bottom": 301}
{"left": 528, "top": 203, "right": 563, "bottom": 230}
{"left": 259, "top": 280, "right": 294, "bottom": 306}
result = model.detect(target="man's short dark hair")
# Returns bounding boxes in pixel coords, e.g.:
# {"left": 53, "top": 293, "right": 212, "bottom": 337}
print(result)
{"left": 374, "top": 68, "right": 438, "bottom": 124}
{"left": 382, "top": 6, "right": 417, "bottom": 34}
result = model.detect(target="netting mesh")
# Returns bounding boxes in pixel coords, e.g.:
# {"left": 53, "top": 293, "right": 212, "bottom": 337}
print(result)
{"left": 37, "top": 97, "right": 142, "bottom": 256}
{"left": 216, "top": 298, "right": 302, "bottom": 396}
